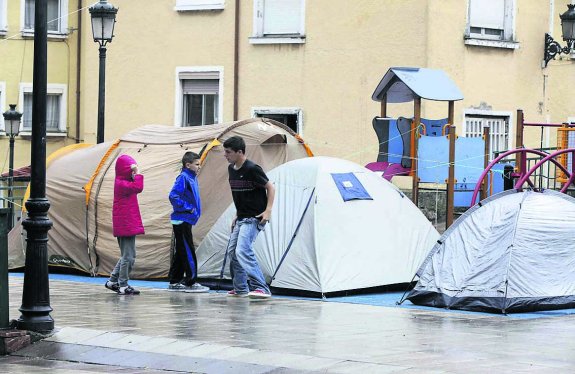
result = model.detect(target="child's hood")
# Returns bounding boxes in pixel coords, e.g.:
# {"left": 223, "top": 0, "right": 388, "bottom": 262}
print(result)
{"left": 115, "top": 154, "right": 137, "bottom": 179}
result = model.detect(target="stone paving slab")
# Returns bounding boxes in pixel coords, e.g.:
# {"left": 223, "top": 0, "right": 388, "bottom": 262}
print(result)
{"left": 3, "top": 276, "right": 575, "bottom": 373}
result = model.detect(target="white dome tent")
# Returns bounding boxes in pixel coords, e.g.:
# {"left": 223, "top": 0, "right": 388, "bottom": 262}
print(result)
{"left": 197, "top": 156, "right": 439, "bottom": 295}
{"left": 406, "top": 189, "right": 575, "bottom": 313}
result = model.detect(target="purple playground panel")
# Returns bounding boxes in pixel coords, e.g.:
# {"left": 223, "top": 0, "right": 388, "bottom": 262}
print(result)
{"left": 365, "top": 162, "right": 410, "bottom": 181}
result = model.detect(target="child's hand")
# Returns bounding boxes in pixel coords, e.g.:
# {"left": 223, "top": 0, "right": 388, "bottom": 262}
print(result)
{"left": 130, "top": 164, "right": 139, "bottom": 175}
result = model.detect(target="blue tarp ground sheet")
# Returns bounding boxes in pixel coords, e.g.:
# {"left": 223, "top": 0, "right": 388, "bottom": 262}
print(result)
{"left": 10, "top": 273, "right": 575, "bottom": 320}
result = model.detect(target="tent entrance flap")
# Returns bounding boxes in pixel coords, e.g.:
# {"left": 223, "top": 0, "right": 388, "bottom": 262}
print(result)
{"left": 271, "top": 187, "right": 316, "bottom": 281}
{"left": 331, "top": 173, "right": 373, "bottom": 201}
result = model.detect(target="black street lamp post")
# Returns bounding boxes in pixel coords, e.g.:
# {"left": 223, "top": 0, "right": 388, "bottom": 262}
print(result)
{"left": 89, "top": 0, "right": 117, "bottom": 144}
{"left": 16, "top": 0, "right": 54, "bottom": 332}
{"left": 544, "top": 4, "right": 575, "bottom": 67}
{"left": 2, "top": 104, "right": 22, "bottom": 232}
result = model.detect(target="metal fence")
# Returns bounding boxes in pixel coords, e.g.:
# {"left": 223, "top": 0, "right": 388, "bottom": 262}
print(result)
{"left": 0, "top": 184, "right": 28, "bottom": 230}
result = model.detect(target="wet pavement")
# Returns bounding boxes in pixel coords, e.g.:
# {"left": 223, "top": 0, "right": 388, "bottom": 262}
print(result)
{"left": 1, "top": 275, "right": 575, "bottom": 373}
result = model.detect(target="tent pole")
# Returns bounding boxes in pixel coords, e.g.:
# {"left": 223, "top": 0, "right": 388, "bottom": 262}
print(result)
{"left": 446, "top": 125, "right": 456, "bottom": 228}
{"left": 271, "top": 188, "right": 316, "bottom": 281}
{"left": 397, "top": 273, "right": 418, "bottom": 305}
{"left": 412, "top": 97, "right": 421, "bottom": 206}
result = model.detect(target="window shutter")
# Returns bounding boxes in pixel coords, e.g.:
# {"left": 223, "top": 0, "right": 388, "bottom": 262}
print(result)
{"left": 181, "top": 80, "right": 219, "bottom": 95}
{"left": 47, "top": 0, "right": 60, "bottom": 31}
{"left": 469, "top": 0, "right": 504, "bottom": 30}
{"left": 179, "top": 72, "right": 219, "bottom": 94}
{"left": 263, "top": 0, "right": 302, "bottom": 35}
{"left": 23, "top": 93, "right": 33, "bottom": 129}
{"left": 25, "top": 0, "right": 60, "bottom": 31}
{"left": 179, "top": 72, "right": 219, "bottom": 80}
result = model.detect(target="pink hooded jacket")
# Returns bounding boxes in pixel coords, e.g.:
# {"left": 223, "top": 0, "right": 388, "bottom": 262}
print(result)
{"left": 112, "top": 155, "right": 145, "bottom": 237}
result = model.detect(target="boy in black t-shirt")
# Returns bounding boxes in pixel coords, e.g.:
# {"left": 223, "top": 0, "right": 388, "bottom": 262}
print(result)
{"left": 223, "top": 136, "right": 275, "bottom": 299}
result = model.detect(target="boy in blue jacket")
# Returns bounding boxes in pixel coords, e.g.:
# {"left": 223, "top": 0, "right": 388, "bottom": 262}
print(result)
{"left": 168, "top": 152, "right": 209, "bottom": 293}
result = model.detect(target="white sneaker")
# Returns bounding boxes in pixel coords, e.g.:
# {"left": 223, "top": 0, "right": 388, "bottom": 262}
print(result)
{"left": 248, "top": 289, "right": 271, "bottom": 299}
{"left": 184, "top": 283, "right": 210, "bottom": 293}
{"left": 168, "top": 283, "right": 187, "bottom": 291}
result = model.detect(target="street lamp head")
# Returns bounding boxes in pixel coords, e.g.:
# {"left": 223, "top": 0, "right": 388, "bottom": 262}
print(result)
{"left": 544, "top": 4, "right": 575, "bottom": 67}
{"left": 2, "top": 104, "right": 22, "bottom": 137}
{"left": 560, "top": 4, "right": 575, "bottom": 41}
{"left": 89, "top": 0, "right": 118, "bottom": 47}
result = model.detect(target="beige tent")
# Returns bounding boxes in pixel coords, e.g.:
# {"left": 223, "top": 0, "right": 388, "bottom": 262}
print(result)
{"left": 9, "top": 119, "right": 312, "bottom": 278}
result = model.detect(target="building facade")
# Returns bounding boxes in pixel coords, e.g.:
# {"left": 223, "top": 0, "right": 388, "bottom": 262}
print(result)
{"left": 0, "top": 0, "right": 80, "bottom": 216}
{"left": 2, "top": 0, "right": 575, "bottom": 179}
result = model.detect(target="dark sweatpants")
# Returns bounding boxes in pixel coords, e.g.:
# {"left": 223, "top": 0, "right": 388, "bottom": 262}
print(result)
{"left": 169, "top": 222, "right": 198, "bottom": 286}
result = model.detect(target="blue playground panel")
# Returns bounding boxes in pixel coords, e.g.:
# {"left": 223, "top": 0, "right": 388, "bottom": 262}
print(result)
{"left": 418, "top": 135, "right": 449, "bottom": 183}
{"left": 418, "top": 136, "right": 512, "bottom": 207}
{"left": 376, "top": 119, "right": 510, "bottom": 206}
{"left": 420, "top": 118, "right": 448, "bottom": 137}
{"left": 387, "top": 119, "right": 403, "bottom": 164}
{"left": 454, "top": 137, "right": 486, "bottom": 206}
{"left": 418, "top": 136, "right": 484, "bottom": 184}
{"left": 490, "top": 162, "right": 511, "bottom": 195}
{"left": 378, "top": 118, "right": 449, "bottom": 165}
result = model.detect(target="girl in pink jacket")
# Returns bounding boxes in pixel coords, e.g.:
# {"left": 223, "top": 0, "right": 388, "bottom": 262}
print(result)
{"left": 105, "top": 154, "right": 144, "bottom": 295}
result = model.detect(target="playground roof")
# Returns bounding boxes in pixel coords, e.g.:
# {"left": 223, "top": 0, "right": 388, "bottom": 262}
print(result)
{"left": 371, "top": 67, "right": 464, "bottom": 103}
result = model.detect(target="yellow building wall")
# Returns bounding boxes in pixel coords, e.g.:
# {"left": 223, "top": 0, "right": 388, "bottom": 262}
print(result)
{"left": 0, "top": 0, "right": 79, "bottom": 174}
{"left": 5, "top": 0, "right": 575, "bottom": 176}
{"left": 238, "top": 0, "right": 428, "bottom": 165}
{"left": 76, "top": 0, "right": 575, "bottom": 168}
{"left": 78, "top": 0, "right": 237, "bottom": 143}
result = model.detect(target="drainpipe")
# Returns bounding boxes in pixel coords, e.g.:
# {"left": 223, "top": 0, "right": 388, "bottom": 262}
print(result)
{"left": 75, "top": 0, "right": 83, "bottom": 143}
{"left": 233, "top": 0, "right": 239, "bottom": 121}
{"left": 549, "top": 0, "right": 554, "bottom": 34}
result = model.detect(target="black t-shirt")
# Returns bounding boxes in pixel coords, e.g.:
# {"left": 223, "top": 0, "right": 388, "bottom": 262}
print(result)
{"left": 228, "top": 159, "right": 269, "bottom": 219}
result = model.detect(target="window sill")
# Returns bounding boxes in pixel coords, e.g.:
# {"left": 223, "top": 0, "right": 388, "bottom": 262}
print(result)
{"left": 249, "top": 36, "right": 306, "bottom": 45}
{"left": 19, "top": 131, "right": 67, "bottom": 138}
{"left": 174, "top": 4, "right": 224, "bottom": 11}
{"left": 464, "top": 37, "right": 519, "bottom": 50}
{"left": 21, "top": 30, "right": 69, "bottom": 40}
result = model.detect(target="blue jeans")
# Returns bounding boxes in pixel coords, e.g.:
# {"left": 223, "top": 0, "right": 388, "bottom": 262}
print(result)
{"left": 228, "top": 217, "right": 271, "bottom": 294}
{"left": 109, "top": 236, "right": 136, "bottom": 287}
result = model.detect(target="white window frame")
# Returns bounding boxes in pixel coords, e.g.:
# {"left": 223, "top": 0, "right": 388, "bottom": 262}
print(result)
{"left": 462, "top": 109, "right": 513, "bottom": 159}
{"left": 464, "top": 0, "right": 518, "bottom": 49}
{"left": 0, "top": 0, "right": 7, "bottom": 35}
{"left": 174, "top": 66, "right": 224, "bottom": 127}
{"left": 0, "top": 82, "right": 6, "bottom": 132}
{"left": 18, "top": 83, "right": 67, "bottom": 135}
{"left": 20, "top": 0, "right": 69, "bottom": 38}
{"left": 250, "top": 0, "right": 306, "bottom": 45}
{"left": 251, "top": 107, "right": 303, "bottom": 135}
{"left": 174, "top": 0, "right": 225, "bottom": 12}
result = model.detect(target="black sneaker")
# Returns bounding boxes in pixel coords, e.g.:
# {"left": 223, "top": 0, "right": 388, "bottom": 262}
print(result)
{"left": 119, "top": 285, "right": 140, "bottom": 295}
{"left": 105, "top": 281, "right": 120, "bottom": 293}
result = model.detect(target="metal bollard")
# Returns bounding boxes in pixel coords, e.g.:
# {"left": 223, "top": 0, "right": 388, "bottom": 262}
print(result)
{"left": 0, "top": 208, "right": 9, "bottom": 328}
{"left": 503, "top": 164, "right": 515, "bottom": 191}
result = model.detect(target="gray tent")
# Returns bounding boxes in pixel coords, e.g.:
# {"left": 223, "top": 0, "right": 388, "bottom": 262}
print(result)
{"left": 406, "top": 189, "right": 575, "bottom": 313}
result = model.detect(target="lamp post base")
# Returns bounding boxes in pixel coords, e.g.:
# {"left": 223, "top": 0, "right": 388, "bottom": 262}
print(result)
{"left": 16, "top": 314, "right": 54, "bottom": 332}
{"left": 17, "top": 197, "right": 53, "bottom": 333}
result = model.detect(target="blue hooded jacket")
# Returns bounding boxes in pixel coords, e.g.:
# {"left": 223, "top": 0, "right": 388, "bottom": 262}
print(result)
{"left": 169, "top": 168, "right": 201, "bottom": 224}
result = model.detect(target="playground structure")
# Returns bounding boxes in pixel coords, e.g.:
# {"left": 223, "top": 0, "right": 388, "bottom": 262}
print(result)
{"left": 370, "top": 67, "right": 497, "bottom": 227}
{"left": 471, "top": 109, "right": 575, "bottom": 206}
{"left": 369, "top": 69, "right": 575, "bottom": 226}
